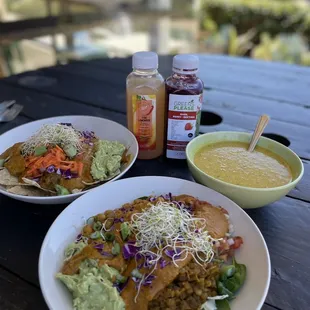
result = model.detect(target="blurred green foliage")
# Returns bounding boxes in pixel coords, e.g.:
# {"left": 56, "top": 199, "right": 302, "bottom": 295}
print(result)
{"left": 252, "top": 33, "right": 310, "bottom": 66}
{"left": 202, "top": 0, "right": 310, "bottom": 40}
{"left": 201, "top": 0, "right": 310, "bottom": 66}
{"left": 205, "top": 25, "right": 256, "bottom": 56}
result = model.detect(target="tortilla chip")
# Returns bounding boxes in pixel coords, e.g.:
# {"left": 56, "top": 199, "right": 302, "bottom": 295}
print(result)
{"left": 72, "top": 188, "right": 82, "bottom": 194}
{"left": 22, "top": 177, "right": 56, "bottom": 194}
{"left": 0, "top": 168, "right": 25, "bottom": 186}
{"left": 7, "top": 185, "right": 47, "bottom": 196}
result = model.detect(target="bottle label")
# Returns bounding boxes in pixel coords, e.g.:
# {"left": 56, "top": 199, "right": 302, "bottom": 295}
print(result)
{"left": 132, "top": 94, "right": 156, "bottom": 150}
{"left": 166, "top": 93, "right": 203, "bottom": 159}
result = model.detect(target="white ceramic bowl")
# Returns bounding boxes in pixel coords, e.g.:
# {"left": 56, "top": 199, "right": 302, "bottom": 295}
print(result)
{"left": 0, "top": 115, "right": 138, "bottom": 204}
{"left": 39, "top": 176, "right": 271, "bottom": 310}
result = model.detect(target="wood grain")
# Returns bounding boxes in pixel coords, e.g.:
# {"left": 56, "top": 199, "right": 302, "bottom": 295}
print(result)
{"left": 262, "top": 305, "right": 281, "bottom": 310}
{"left": 0, "top": 265, "right": 47, "bottom": 310}
{"left": 289, "top": 160, "right": 310, "bottom": 202}
{"left": 199, "top": 55, "right": 310, "bottom": 107}
{"left": 199, "top": 55, "right": 310, "bottom": 77}
{"left": 204, "top": 89, "right": 310, "bottom": 128}
{"left": 3, "top": 70, "right": 127, "bottom": 114}
{"left": 29, "top": 62, "right": 310, "bottom": 127}
{"left": 0, "top": 82, "right": 127, "bottom": 126}
{"left": 247, "top": 197, "right": 310, "bottom": 310}
{"left": 0, "top": 55, "right": 309, "bottom": 310}
{"left": 0, "top": 194, "right": 66, "bottom": 284}
{"left": 83, "top": 56, "right": 310, "bottom": 110}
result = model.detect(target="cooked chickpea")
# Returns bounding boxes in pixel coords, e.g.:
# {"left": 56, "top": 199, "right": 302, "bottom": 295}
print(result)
{"left": 82, "top": 224, "right": 93, "bottom": 235}
{"left": 96, "top": 213, "right": 106, "bottom": 222}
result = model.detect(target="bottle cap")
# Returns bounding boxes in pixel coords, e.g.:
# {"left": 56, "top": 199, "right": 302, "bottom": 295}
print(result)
{"left": 132, "top": 51, "right": 158, "bottom": 69}
{"left": 172, "top": 54, "right": 199, "bottom": 74}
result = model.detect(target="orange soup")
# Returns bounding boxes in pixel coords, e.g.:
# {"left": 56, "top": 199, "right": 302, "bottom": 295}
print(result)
{"left": 194, "top": 141, "right": 292, "bottom": 188}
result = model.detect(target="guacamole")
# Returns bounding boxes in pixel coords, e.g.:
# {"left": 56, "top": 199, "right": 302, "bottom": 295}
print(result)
{"left": 57, "top": 259, "right": 125, "bottom": 310}
{"left": 91, "top": 140, "right": 126, "bottom": 181}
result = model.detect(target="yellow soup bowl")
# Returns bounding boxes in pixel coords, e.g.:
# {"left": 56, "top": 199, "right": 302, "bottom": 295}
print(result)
{"left": 186, "top": 131, "right": 304, "bottom": 209}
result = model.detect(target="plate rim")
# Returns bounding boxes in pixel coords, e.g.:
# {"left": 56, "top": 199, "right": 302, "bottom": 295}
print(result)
{"left": 0, "top": 115, "right": 138, "bottom": 201}
{"left": 38, "top": 175, "right": 271, "bottom": 310}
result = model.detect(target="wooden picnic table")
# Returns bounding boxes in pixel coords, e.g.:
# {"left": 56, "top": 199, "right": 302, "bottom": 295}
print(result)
{"left": 0, "top": 55, "right": 309, "bottom": 310}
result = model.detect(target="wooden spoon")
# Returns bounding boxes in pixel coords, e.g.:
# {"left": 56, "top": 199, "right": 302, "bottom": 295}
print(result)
{"left": 248, "top": 114, "right": 270, "bottom": 152}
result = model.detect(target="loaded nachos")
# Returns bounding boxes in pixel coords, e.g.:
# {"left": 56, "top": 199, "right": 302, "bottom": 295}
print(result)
{"left": 0, "top": 123, "right": 130, "bottom": 196}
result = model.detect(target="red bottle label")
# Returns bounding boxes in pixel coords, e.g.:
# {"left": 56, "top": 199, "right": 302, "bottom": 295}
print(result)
{"left": 166, "top": 94, "right": 202, "bottom": 159}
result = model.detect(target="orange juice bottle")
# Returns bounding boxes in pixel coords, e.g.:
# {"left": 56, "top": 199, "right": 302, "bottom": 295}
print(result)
{"left": 126, "top": 52, "right": 166, "bottom": 160}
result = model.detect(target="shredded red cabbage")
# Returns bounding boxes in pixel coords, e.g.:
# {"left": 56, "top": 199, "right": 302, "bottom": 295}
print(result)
{"left": 82, "top": 131, "right": 95, "bottom": 140}
{"left": 93, "top": 244, "right": 113, "bottom": 257}
{"left": 143, "top": 252, "right": 157, "bottom": 269}
{"left": 132, "top": 276, "right": 140, "bottom": 283}
{"left": 143, "top": 274, "right": 156, "bottom": 286}
{"left": 46, "top": 165, "right": 55, "bottom": 173}
{"left": 165, "top": 248, "right": 182, "bottom": 259}
{"left": 136, "top": 253, "right": 143, "bottom": 260}
{"left": 75, "top": 234, "right": 82, "bottom": 242}
{"left": 94, "top": 244, "right": 104, "bottom": 250}
{"left": 133, "top": 274, "right": 156, "bottom": 289}
{"left": 59, "top": 123, "right": 72, "bottom": 127}
{"left": 101, "top": 251, "right": 114, "bottom": 257}
{"left": 150, "top": 193, "right": 172, "bottom": 202}
{"left": 114, "top": 278, "right": 129, "bottom": 293}
{"left": 55, "top": 168, "right": 78, "bottom": 179}
{"left": 63, "top": 169, "right": 73, "bottom": 179}
{"left": 122, "top": 243, "right": 140, "bottom": 260}
{"left": 168, "top": 192, "right": 172, "bottom": 201}
{"left": 55, "top": 169, "right": 78, "bottom": 179}
{"left": 159, "top": 258, "right": 170, "bottom": 269}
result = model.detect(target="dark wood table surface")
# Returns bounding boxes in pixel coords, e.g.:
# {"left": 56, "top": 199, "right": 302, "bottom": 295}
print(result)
{"left": 0, "top": 55, "right": 309, "bottom": 310}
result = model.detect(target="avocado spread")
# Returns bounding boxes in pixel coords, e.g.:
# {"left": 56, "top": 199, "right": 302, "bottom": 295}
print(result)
{"left": 57, "top": 259, "right": 125, "bottom": 310}
{"left": 91, "top": 140, "right": 126, "bottom": 181}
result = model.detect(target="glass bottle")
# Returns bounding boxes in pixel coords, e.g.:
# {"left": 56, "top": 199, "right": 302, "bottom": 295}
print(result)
{"left": 165, "top": 54, "right": 204, "bottom": 160}
{"left": 126, "top": 52, "right": 166, "bottom": 160}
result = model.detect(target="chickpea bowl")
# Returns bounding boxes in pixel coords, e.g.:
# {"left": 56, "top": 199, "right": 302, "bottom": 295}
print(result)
{"left": 186, "top": 132, "right": 304, "bottom": 209}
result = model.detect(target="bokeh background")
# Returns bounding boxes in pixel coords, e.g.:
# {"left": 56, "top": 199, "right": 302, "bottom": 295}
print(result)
{"left": 1, "top": 0, "right": 310, "bottom": 77}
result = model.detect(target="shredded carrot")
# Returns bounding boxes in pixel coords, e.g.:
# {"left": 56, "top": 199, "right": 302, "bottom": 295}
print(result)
{"left": 24, "top": 146, "right": 83, "bottom": 178}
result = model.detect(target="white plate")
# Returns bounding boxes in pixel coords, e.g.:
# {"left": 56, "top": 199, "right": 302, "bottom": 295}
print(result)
{"left": 39, "top": 176, "right": 271, "bottom": 310}
{"left": 0, "top": 115, "right": 138, "bottom": 204}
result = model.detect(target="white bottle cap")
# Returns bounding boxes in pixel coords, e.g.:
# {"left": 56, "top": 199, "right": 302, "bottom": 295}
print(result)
{"left": 172, "top": 54, "right": 199, "bottom": 74}
{"left": 132, "top": 51, "right": 158, "bottom": 69}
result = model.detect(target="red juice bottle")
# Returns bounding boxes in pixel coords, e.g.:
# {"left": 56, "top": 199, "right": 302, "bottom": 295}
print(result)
{"left": 165, "top": 54, "right": 204, "bottom": 159}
